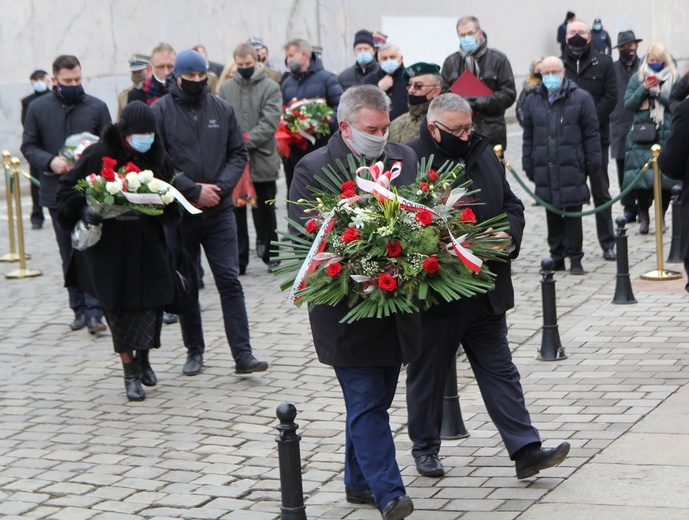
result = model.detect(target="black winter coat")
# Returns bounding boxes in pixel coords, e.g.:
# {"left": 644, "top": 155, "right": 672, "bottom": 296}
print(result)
{"left": 562, "top": 45, "right": 617, "bottom": 145}
{"left": 281, "top": 53, "right": 343, "bottom": 118}
{"left": 522, "top": 80, "right": 601, "bottom": 208}
{"left": 407, "top": 123, "right": 525, "bottom": 317}
{"left": 669, "top": 71, "right": 689, "bottom": 113}
{"left": 56, "top": 125, "right": 181, "bottom": 311}
{"left": 658, "top": 98, "right": 689, "bottom": 259}
{"left": 151, "top": 80, "right": 248, "bottom": 216}
{"left": 288, "top": 131, "right": 421, "bottom": 367}
{"left": 365, "top": 64, "right": 409, "bottom": 121}
{"left": 609, "top": 57, "right": 641, "bottom": 159}
{"left": 21, "top": 90, "right": 112, "bottom": 208}
{"left": 338, "top": 61, "right": 379, "bottom": 91}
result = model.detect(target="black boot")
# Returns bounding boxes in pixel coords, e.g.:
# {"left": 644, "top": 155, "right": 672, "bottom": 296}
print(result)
{"left": 136, "top": 350, "right": 157, "bottom": 387}
{"left": 122, "top": 361, "right": 145, "bottom": 401}
{"left": 639, "top": 209, "right": 650, "bottom": 234}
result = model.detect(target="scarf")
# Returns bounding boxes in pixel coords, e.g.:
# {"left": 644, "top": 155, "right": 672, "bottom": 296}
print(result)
{"left": 644, "top": 65, "right": 673, "bottom": 125}
{"left": 142, "top": 76, "right": 169, "bottom": 105}
{"left": 458, "top": 34, "right": 488, "bottom": 78}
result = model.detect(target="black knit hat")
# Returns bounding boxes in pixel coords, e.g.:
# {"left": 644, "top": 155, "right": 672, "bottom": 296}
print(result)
{"left": 354, "top": 29, "right": 375, "bottom": 48}
{"left": 30, "top": 69, "right": 49, "bottom": 81}
{"left": 119, "top": 101, "right": 157, "bottom": 135}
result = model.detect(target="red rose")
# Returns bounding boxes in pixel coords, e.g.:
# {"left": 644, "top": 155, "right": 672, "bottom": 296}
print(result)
{"left": 386, "top": 241, "right": 403, "bottom": 257}
{"left": 326, "top": 262, "right": 342, "bottom": 277}
{"left": 342, "top": 227, "right": 360, "bottom": 243}
{"left": 341, "top": 180, "right": 356, "bottom": 193}
{"left": 461, "top": 208, "right": 477, "bottom": 223}
{"left": 423, "top": 256, "right": 440, "bottom": 274}
{"left": 102, "top": 157, "right": 117, "bottom": 170}
{"left": 101, "top": 168, "right": 116, "bottom": 182}
{"left": 419, "top": 182, "right": 429, "bottom": 192}
{"left": 123, "top": 162, "right": 141, "bottom": 173}
{"left": 415, "top": 210, "right": 433, "bottom": 226}
{"left": 340, "top": 189, "right": 356, "bottom": 199}
{"left": 305, "top": 219, "right": 319, "bottom": 234}
{"left": 427, "top": 169, "right": 439, "bottom": 182}
{"left": 378, "top": 273, "right": 398, "bottom": 292}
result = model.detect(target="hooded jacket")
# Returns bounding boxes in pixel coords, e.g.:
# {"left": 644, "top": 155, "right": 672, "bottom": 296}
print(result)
{"left": 281, "top": 53, "right": 342, "bottom": 118}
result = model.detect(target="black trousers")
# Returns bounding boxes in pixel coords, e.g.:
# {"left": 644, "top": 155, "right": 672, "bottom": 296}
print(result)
{"left": 616, "top": 158, "right": 637, "bottom": 214}
{"left": 589, "top": 144, "right": 615, "bottom": 251}
{"left": 545, "top": 205, "right": 584, "bottom": 262}
{"left": 234, "top": 181, "right": 278, "bottom": 269}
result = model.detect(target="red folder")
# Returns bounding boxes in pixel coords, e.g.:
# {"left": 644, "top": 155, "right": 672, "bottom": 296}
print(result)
{"left": 449, "top": 70, "right": 494, "bottom": 98}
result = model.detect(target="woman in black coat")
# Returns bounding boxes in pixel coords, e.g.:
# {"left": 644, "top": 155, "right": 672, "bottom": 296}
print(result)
{"left": 56, "top": 102, "right": 181, "bottom": 402}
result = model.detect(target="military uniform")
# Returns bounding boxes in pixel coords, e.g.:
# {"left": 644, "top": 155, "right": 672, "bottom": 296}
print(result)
{"left": 388, "top": 100, "right": 431, "bottom": 143}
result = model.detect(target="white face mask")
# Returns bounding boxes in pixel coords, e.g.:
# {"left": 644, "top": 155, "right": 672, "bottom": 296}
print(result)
{"left": 346, "top": 123, "right": 388, "bottom": 159}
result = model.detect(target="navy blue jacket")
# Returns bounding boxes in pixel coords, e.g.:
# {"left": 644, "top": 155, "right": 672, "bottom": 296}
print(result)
{"left": 281, "top": 53, "right": 342, "bottom": 119}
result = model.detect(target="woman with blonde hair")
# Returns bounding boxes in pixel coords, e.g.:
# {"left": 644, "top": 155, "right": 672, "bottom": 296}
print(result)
{"left": 516, "top": 57, "right": 543, "bottom": 126}
{"left": 623, "top": 42, "right": 679, "bottom": 234}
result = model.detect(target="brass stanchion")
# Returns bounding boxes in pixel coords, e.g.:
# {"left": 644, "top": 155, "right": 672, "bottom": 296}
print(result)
{"left": 5, "top": 157, "right": 41, "bottom": 279}
{"left": 1, "top": 150, "right": 19, "bottom": 262}
{"left": 640, "top": 145, "right": 681, "bottom": 280}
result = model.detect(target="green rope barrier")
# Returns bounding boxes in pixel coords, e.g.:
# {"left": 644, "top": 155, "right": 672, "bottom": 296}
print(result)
{"left": 502, "top": 156, "right": 652, "bottom": 218}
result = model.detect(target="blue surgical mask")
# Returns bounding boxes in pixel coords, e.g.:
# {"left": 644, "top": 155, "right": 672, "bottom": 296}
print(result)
{"left": 542, "top": 74, "right": 562, "bottom": 92}
{"left": 380, "top": 60, "right": 400, "bottom": 75}
{"left": 356, "top": 52, "right": 374, "bottom": 66}
{"left": 648, "top": 62, "right": 665, "bottom": 72}
{"left": 593, "top": 24, "right": 602, "bottom": 31}
{"left": 130, "top": 134, "right": 155, "bottom": 153}
{"left": 33, "top": 80, "right": 49, "bottom": 93}
{"left": 459, "top": 35, "right": 478, "bottom": 54}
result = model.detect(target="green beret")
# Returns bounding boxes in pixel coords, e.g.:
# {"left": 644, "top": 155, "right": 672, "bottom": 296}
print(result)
{"left": 403, "top": 62, "right": 441, "bottom": 81}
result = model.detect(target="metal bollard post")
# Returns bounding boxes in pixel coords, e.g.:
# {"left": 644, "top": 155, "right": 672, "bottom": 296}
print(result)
{"left": 612, "top": 216, "right": 637, "bottom": 304}
{"left": 440, "top": 352, "right": 469, "bottom": 440}
{"left": 538, "top": 258, "right": 567, "bottom": 361}
{"left": 5, "top": 158, "right": 41, "bottom": 279}
{"left": 1, "top": 151, "right": 18, "bottom": 262}
{"left": 666, "top": 185, "right": 682, "bottom": 263}
{"left": 275, "top": 403, "right": 306, "bottom": 520}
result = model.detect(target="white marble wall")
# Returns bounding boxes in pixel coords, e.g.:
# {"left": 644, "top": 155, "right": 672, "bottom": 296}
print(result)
{"left": 2, "top": 0, "right": 687, "bottom": 158}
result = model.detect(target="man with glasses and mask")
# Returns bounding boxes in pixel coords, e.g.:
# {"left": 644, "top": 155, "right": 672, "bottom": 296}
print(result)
{"left": 152, "top": 49, "right": 269, "bottom": 378}
{"left": 288, "top": 85, "right": 418, "bottom": 520}
{"left": 128, "top": 43, "right": 176, "bottom": 106}
{"left": 440, "top": 15, "right": 516, "bottom": 150}
{"left": 388, "top": 62, "right": 442, "bottom": 144}
{"left": 405, "top": 92, "right": 570, "bottom": 480}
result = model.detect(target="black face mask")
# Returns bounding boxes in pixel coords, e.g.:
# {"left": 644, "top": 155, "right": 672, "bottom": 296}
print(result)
{"left": 180, "top": 77, "right": 208, "bottom": 98}
{"left": 567, "top": 34, "right": 588, "bottom": 51}
{"left": 435, "top": 127, "right": 471, "bottom": 158}
{"left": 409, "top": 93, "right": 429, "bottom": 106}
{"left": 57, "top": 83, "right": 84, "bottom": 103}
{"left": 620, "top": 48, "right": 637, "bottom": 63}
{"left": 237, "top": 66, "right": 255, "bottom": 79}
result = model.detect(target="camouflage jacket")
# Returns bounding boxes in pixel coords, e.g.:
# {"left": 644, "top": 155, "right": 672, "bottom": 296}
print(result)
{"left": 388, "top": 100, "right": 431, "bottom": 144}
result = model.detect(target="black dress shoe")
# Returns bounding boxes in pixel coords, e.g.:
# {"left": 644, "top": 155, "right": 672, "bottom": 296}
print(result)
{"left": 569, "top": 260, "right": 585, "bottom": 275}
{"left": 414, "top": 454, "right": 445, "bottom": 477}
{"left": 381, "top": 495, "right": 414, "bottom": 520}
{"left": 137, "top": 350, "right": 157, "bottom": 387}
{"left": 603, "top": 248, "right": 616, "bottom": 261}
{"left": 87, "top": 316, "right": 107, "bottom": 334}
{"left": 345, "top": 487, "right": 376, "bottom": 507}
{"left": 551, "top": 259, "right": 566, "bottom": 271}
{"left": 69, "top": 315, "right": 87, "bottom": 331}
{"left": 515, "top": 442, "right": 570, "bottom": 479}
{"left": 162, "top": 312, "right": 178, "bottom": 325}
{"left": 183, "top": 353, "right": 203, "bottom": 376}
{"left": 235, "top": 352, "right": 268, "bottom": 374}
{"left": 623, "top": 210, "right": 637, "bottom": 224}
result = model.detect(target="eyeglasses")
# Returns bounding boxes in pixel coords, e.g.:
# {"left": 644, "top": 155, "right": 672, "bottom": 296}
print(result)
{"left": 153, "top": 64, "right": 174, "bottom": 71}
{"left": 407, "top": 83, "right": 437, "bottom": 91}
{"left": 434, "top": 121, "right": 475, "bottom": 138}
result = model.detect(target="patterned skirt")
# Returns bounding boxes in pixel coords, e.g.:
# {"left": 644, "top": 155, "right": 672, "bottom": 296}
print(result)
{"left": 103, "top": 307, "right": 164, "bottom": 353}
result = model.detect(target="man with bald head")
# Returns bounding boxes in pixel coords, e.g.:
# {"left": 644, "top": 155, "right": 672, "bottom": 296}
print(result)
{"left": 562, "top": 20, "right": 617, "bottom": 262}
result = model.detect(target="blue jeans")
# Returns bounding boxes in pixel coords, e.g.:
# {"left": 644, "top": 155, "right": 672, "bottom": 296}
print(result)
{"left": 167, "top": 210, "right": 251, "bottom": 360}
{"left": 334, "top": 364, "right": 406, "bottom": 511}
{"left": 48, "top": 208, "right": 102, "bottom": 319}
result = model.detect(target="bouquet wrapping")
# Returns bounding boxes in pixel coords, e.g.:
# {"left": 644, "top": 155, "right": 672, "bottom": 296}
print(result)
{"left": 276, "top": 98, "right": 333, "bottom": 158}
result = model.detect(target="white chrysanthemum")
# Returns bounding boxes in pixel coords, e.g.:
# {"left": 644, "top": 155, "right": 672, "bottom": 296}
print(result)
{"left": 351, "top": 207, "right": 373, "bottom": 228}
{"left": 160, "top": 192, "right": 175, "bottom": 204}
{"left": 147, "top": 178, "right": 163, "bottom": 193}
{"left": 138, "top": 170, "right": 154, "bottom": 184}
{"left": 105, "top": 181, "right": 121, "bottom": 195}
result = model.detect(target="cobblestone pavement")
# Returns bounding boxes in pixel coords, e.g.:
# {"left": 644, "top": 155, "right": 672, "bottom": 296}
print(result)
{"left": 1, "top": 124, "right": 688, "bottom": 519}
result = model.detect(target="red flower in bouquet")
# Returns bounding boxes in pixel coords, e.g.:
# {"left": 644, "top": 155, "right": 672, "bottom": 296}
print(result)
{"left": 102, "top": 157, "right": 117, "bottom": 170}
{"left": 305, "top": 219, "right": 319, "bottom": 234}
{"left": 124, "top": 162, "right": 141, "bottom": 173}
{"left": 419, "top": 182, "right": 429, "bottom": 192}
{"left": 100, "top": 168, "right": 116, "bottom": 182}
{"left": 378, "top": 273, "right": 398, "bottom": 292}
{"left": 342, "top": 227, "right": 360, "bottom": 243}
{"left": 386, "top": 240, "right": 403, "bottom": 258}
{"left": 415, "top": 209, "right": 433, "bottom": 226}
{"left": 326, "top": 262, "right": 342, "bottom": 277}
{"left": 340, "top": 180, "right": 357, "bottom": 198}
{"left": 427, "top": 169, "right": 439, "bottom": 182}
{"left": 423, "top": 256, "right": 440, "bottom": 274}
{"left": 461, "top": 208, "right": 477, "bottom": 223}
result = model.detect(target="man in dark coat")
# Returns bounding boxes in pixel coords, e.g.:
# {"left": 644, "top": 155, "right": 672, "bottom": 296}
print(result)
{"left": 151, "top": 49, "right": 268, "bottom": 377}
{"left": 365, "top": 42, "right": 407, "bottom": 121}
{"left": 557, "top": 11, "right": 576, "bottom": 56}
{"left": 338, "top": 29, "right": 380, "bottom": 91}
{"left": 610, "top": 31, "right": 643, "bottom": 224}
{"left": 522, "top": 57, "right": 602, "bottom": 274}
{"left": 440, "top": 16, "right": 516, "bottom": 149}
{"left": 288, "top": 85, "right": 418, "bottom": 520}
{"left": 562, "top": 20, "right": 617, "bottom": 261}
{"left": 21, "top": 69, "right": 51, "bottom": 230}
{"left": 405, "top": 92, "right": 570, "bottom": 480}
{"left": 21, "top": 55, "right": 111, "bottom": 334}
{"left": 281, "top": 38, "right": 343, "bottom": 192}
{"left": 658, "top": 97, "right": 689, "bottom": 288}
{"left": 128, "top": 43, "right": 176, "bottom": 106}
{"left": 590, "top": 18, "right": 612, "bottom": 56}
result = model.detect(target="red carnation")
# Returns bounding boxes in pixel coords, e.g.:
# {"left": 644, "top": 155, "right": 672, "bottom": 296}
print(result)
{"left": 423, "top": 256, "right": 440, "bottom": 274}
{"left": 326, "top": 262, "right": 342, "bottom": 277}
{"left": 102, "top": 157, "right": 117, "bottom": 170}
{"left": 386, "top": 241, "right": 402, "bottom": 257}
{"left": 415, "top": 210, "right": 433, "bottom": 226}
{"left": 419, "top": 182, "right": 429, "bottom": 192}
{"left": 101, "top": 168, "right": 116, "bottom": 182}
{"left": 427, "top": 169, "right": 439, "bottom": 182}
{"left": 342, "top": 227, "right": 360, "bottom": 243}
{"left": 461, "top": 208, "right": 477, "bottom": 223}
{"left": 305, "top": 219, "right": 319, "bottom": 234}
{"left": 341, "top": 180, "right": 356, "bottom": 192}
{"left": 378, "top": 273, "right": 398, "bottom": 292}
{"left": 123, "top": 162, "right": 141, "bottom": 173}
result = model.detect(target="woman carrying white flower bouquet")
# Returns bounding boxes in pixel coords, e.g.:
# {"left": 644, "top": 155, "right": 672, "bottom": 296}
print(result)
{"left": 57, "top": 101, "right": 182, "bottom": 402}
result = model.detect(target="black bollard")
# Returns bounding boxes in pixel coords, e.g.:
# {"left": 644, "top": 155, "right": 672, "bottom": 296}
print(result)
{"left": 275, "top": 403, "right": 306, "bottom": 520}
{"left": 440, "top": 352, "right": 470, "bottom": 440}
{"left": 538, "top": 258, "right": 567, "bottom": 361}
{"left": 613, "top": 216, "right": 637, "bottom": 304}
{"left": 667, "top": 185, "right": 682, "bottom": 263}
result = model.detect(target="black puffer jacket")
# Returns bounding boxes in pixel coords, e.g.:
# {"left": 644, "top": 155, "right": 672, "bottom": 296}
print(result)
{"left": 281, "top": 53, "right": 342, "bottom": 117}
{"left": 522, "top": 79, "right": 601, "bottom": 208}
{"left": 151, "top": 79, "right": 248, "bottom": 215}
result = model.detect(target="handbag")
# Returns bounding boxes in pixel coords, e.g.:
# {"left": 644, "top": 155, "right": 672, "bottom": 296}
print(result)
{"left": 630, "top": 123, "right": 658, "bottom": 144}
{"left": 164, "top": 227, "right": 199, "bottom": 315}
